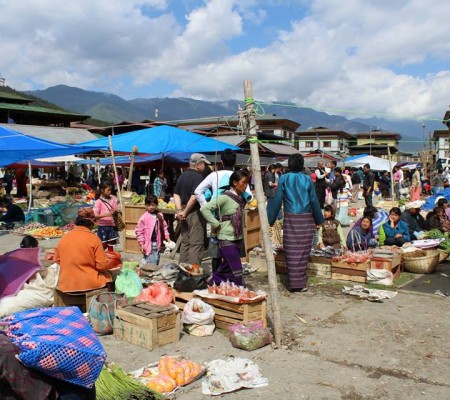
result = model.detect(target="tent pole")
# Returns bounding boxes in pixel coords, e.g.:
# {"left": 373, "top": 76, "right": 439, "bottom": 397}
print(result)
{"left": 108, "top": 135, "right": 124, "bottom": 214}
{"left": 127, "top": 146, "right": 138, "bottom": 192}
{"left": 27, "top": 161, "right": 32, "bottom": 213}
{"left": 388, "top": 146, "right": 394, "bottom": 208}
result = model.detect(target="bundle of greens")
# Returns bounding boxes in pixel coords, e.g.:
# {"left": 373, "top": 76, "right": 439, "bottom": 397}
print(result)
{"left": 96, "top": 363, "right": 164, "bottom": 400}
{"left": 426, "top": 229, "right": 445, "bottom": 239}
{"left": 439, "top": 239, "right": 450, "bottom": 252}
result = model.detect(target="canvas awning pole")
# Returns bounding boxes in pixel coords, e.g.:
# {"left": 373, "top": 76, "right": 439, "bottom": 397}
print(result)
{"left": 108, "top": 135, "right": 124, "bottom": 213}
{"left": 126, "top": 146, "right": 138, "bottom": 192}
{"left": 388, "top": 146, "right": 394, "bottom": 208}
{"left": 27, "top": 161, "right": 32, "bottom": 213}
{"left": 243, "top": 80, "right": 282, "bottom": 347}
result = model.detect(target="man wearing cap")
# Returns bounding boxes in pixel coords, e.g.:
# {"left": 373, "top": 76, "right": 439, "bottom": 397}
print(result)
{"left": 55, "top": 208, "right": 111, "bottom": 292}
{"left": 400, "top": 201, "right": 429, "bottom": 240}
{"left": 174, "top": 153, "right": 211, "bottom": 265}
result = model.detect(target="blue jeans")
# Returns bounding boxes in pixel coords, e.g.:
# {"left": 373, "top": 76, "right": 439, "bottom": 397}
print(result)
{"left": 142, "top": 243, "right": 160, "bottom": 265}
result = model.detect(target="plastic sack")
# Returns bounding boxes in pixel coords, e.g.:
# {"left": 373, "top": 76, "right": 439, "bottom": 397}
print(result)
{"left": 115, "top": 268, "right": 143, "bottom": 298}
{"left": 1, "top": 307, "right": 106, "bottom": 388}
{"left": 366, "top": 269, "right": 393, "bottom": 286}
{"left": 135, "top": 281, "right": 173, "bottom": 307}
{"left": 325, "top": 189, "right": 334, "bottom": 205}
{"left": 181, "top": 298, "right": 215, "bottom": 336}
{"left": 173, "top": 270, "right": 208, "bottom": 292}
{"left": 228, "top": 320, "right": 272, "bottom": 351}
{"left": 106, "top": 250, "right": 122, "bottom": 270}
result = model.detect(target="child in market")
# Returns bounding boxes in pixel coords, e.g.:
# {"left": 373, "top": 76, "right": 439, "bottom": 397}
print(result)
{"left": 317, "top": 205, "right": 347, "bottom": 251}
{"left": 93, "top": 181, "right": 120, "bottom": 250}
{"left": 135, "top": 195, "right": 171, "bottom": 266}
{"left": 335, "top": 179, "right": 351, "bottom": 226}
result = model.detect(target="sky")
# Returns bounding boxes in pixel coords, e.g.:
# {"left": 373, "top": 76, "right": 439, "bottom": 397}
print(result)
{"left": 1, "top": 0, "right": 450, "bottom": 123}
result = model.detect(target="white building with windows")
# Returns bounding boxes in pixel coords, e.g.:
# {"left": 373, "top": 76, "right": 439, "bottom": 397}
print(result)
{"left": 433, "top": 130, "right": 449, "bottom": 159}
{"left": 296, "top": 127, "right": 355, "bottom": 154}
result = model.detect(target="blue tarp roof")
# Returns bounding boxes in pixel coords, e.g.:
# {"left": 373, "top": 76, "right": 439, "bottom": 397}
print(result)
{"left": 79, "top": 125, "right": 240, "bottom": 154}
{"left": 76, "top": 152, "right": 191, "bottom": 166}
{"left": 0, "top": 126, "right": 98, "bottom": 167}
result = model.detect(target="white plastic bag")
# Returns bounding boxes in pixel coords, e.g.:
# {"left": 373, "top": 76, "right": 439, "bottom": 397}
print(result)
{"left": 181, "top": 298, "right": 215, "bottom": 336}
{"left": 366, "top": 269, "right": 393, "bottom": 286}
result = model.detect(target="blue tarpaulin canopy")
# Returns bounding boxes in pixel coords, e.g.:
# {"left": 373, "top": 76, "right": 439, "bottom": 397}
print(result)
{"left": 76, "top": 152, "right": 191, "bottom": 166}
{"left": 79, "top": 125, "right": 240, "bottom": 154}
{"left": 0, "top": 126, "right": 97, "bottom": 167}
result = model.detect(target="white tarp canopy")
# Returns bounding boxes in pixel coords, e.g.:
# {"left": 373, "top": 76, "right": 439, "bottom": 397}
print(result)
{"left": 345, "top": 155, "right": 394, "bottom": 171}
{"left": 35, "top": 155, "right": 86, "bottom": 163}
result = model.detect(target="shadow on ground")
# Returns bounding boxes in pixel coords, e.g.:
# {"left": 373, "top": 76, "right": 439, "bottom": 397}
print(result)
{"left": 400, "top": 261, "right": 450, "bottom": 296}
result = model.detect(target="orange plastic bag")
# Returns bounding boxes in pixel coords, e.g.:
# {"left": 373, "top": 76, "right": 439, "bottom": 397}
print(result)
{"left": 135, "top": 281, "right": 173, "bottom": 306}
{"left": 106, "top": 251, "right": 122, "bottom": 269}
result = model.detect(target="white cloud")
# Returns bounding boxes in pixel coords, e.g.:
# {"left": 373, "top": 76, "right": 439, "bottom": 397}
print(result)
{"left": 0, "top": 0, "right": 450, "bottom": 119}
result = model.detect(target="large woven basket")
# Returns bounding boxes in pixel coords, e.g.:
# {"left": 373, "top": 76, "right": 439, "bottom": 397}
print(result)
{"left": 403, "top": 249, "right": 440, "bottom": 274}
{"left": 438, "top": 249, "right": 449, "bottom": 263}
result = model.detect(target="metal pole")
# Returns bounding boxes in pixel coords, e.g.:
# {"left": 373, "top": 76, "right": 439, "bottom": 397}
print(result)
{"left": 243, "top": 80, "right": 283, "bottom": 347}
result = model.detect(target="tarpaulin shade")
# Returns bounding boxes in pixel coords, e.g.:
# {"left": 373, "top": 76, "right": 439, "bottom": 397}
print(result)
{"left": 345, "top": 155, "right": 394, "bottom": 171}
{"left": 0, "top": 248, "right": 41, "bottom": 298}
{"left": 0, "top": 126, "right": 98, "bottom": 167}
{"left": 75, "top": 152, "right": 191, "bottom": 166}
{"left": 79, "top": 125, "right": 240, "bottom": 154}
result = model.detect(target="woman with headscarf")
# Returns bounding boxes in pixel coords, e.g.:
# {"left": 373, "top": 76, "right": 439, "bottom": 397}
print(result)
{"left": 268, "top": 154, "right": 324, "bottom": 292}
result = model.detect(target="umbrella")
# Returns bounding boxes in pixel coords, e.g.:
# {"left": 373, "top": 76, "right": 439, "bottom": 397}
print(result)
{"left": 79, "top": 125, "right": 240, "bottom": 154}
{"left": 0, "top": 248, "right": 41, "bottom": 298}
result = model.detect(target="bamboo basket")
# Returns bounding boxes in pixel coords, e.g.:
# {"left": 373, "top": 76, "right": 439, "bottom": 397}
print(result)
{"left": 403, "top": 249, "right": 440, "bottom": 274}
{"left": 438, "top": 249, "right": 449, "bottom": 263}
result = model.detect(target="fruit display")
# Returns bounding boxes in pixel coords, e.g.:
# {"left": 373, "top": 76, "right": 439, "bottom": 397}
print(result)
{"left": 131, "top": 195, "right": 146, "bottom": 204}
{"left": 12, "top": 223, "right": 47, "bottom": 235}
{"left": 28, "top": 226, "right": 65, "bottom": 238}
{"left": 332, "top": 251, "right": 370, "bottom": 264}
{"left": 145, "top": 356, "right": 203, "bottom": 393}
{"left": 201, "top": 281, "right": 266, "bottom": 303}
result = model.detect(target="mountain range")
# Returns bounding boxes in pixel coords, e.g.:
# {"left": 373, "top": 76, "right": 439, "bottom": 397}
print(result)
{"left": 26, "top": 85, "right": 446, "bottom": 152}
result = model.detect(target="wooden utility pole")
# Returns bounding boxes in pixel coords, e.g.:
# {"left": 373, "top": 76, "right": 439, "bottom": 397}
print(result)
{"left": 243, "top": 80, "right": 283, "bottom": 346}
{"left": 127, "top": 146, "right": 138, "bottom": 192}
{"left": 108, "top": 135, "right": 124, "bottom": 213}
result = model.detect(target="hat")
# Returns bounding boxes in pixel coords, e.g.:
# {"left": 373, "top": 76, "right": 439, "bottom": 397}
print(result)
{"left": 77, "top": 207, "right": 96, "bottom": 222}
{"left": 190, "top": 153, "right": 211, "bottom": 165}
{"left": 405, "top": 200, "right": 424, "bottom": 210}
{"left": 435, "top": 196, "right": 446, "bottom": 205}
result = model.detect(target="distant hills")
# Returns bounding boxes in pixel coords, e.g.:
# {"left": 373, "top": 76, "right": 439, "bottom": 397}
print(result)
{"left": 26, "top": 85, "right": 446, "bottom": 152}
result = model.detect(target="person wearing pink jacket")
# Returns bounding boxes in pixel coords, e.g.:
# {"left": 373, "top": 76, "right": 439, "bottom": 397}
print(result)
{"left": 93, "top": 181, "right": 120, "bottom": 250}
{"left": 135, "top": 195, "right": 170, "bottom": 265}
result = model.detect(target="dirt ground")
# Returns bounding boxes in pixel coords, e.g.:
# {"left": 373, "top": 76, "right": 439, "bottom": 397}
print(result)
{"left": 1, "top": 231, "right": 450, "bottom": 400}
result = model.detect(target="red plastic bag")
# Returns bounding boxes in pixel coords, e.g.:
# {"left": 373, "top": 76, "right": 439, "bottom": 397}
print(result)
{"left": 135, "top": 281, "right": 173, "bottom": 306}
{"left": 106, "top": 251, "right": 122, "bottom": 269}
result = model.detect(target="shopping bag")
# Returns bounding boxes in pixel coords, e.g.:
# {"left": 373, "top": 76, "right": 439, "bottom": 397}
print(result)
{"left": 88, "top": 292, "right": 127, "bottom": 335}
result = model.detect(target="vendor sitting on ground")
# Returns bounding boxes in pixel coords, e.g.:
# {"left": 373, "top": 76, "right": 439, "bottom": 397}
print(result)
{"left": 435, "top": 197, "right": 450, "bottom": 230}
{"left": 316, "top": 205, "right": 347, "bottom": 251}
{"left": 346, "top": 217, "right": 378, "bottom": 251}
{"left": 379, "top": 207, "right": 410, "bottom": 247}
{"left": 426, "top": 206, "right": 447, "bottom": 233}
{"left": 55, "top": 207, "right": 112, "bottom": 292}
{"left": 400, "top": 201, "right": 429, "bottom": 240}
{"left": 0, "top": 197, "right": 25, "bottom": 225}
{"left": 354, "top": 206, "right": 388, "bottom": 239}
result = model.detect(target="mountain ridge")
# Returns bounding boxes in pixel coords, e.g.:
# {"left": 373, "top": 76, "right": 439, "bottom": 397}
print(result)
{"left": 26, "top": 84, "right": 444, "bottom": 152}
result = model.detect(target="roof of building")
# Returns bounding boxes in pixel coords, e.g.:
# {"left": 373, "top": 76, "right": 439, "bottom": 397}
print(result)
{"left": 0, "top": 91, "right": 31, "bottom": 103}
{"left": 0, "top": 123, "right": 99, "bottom": 144}
{"left": 297, "top": 127, "right": 356, "bottom": 140}
{"left": 259, "top": 142, "right": 302, "bottom": 155}
{"left": 432, "top": 129, "right": 449, "bottom": 139}
{"left": 0, "top": 102, "right": 89, "bottom": 120}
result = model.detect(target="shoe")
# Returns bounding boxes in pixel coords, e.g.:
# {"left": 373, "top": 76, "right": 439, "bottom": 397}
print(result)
{"left": 289, "top": 287, "right": 309, "bottom": 293}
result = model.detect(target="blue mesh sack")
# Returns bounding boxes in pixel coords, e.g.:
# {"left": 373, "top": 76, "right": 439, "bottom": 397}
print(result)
{"left": 1, "top": 307, "right": 106, "bottom": 388}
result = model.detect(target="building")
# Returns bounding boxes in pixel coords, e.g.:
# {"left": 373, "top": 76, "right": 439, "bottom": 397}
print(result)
{"left": 296, "top": 127, "right": 355, "bottom": 154}
{"left": 348, "top": 130, "right": 401, "bottom": 159}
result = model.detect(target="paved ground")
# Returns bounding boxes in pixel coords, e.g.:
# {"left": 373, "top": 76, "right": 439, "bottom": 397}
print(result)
{"left": 1, "top": 229, "right": 450, "bottom": 400}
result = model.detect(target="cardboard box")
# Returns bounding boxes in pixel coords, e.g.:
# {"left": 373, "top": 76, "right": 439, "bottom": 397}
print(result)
{"left": 114, "top": 305, "right": 180, "bottom": 350}
{"left": 370, "top": 255, "right": 402, "bottom": 278}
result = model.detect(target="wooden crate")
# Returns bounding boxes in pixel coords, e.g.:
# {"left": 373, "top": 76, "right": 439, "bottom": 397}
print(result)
{"left": 114, "top": 304, "right": 180, "bottom": 350}
{"left": 173, "top": 291, "right": 267, "bottom": 330}
{"left": 244, "top": 209, "right": 261, "bottom": 259}
{"left": 331, "top": 267, "right": 367, "bottom": 283}
{"left": 124, "top": 235, "right": 141, "bottom": 253}
{"left": 370, "top": 255, "right": 402, "bottom": 278}
{"left": 307, "top": 262, "right": 332, "bottom": 278}
{"left": 53, "top": 287, "right": 108, "bottom": 313}
{"left": 124, "top": 204, "right": 146, "bottom": 223}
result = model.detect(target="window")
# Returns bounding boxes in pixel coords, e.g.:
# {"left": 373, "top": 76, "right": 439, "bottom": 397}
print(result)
{"left": 305, "top": 141, "right": 313, "bottom": 148}
{"left": 323, "top": 141, "right": 331, "bottom": 148}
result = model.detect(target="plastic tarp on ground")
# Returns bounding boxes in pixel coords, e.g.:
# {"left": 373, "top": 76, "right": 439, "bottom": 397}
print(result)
{"left": 0, "top": 126, "right": 98, "bottom": 167}
{"left": 79, "top": 125, "right": 240, "bottom": 154}
{"left": 423, "top": 187, "right": 450, "bottom": 210}
{"left": 345, "top": 155, "right": 394, "bottom": 171}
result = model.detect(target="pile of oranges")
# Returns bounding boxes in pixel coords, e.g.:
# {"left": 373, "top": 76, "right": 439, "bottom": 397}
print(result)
{"left": 146, "top": 356, "right": 203, "bottom": 393}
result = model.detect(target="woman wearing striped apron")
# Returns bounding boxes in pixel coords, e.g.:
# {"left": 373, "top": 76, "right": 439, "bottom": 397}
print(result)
{"left": 268, "top": 154, "right": 324, "bottom": 292}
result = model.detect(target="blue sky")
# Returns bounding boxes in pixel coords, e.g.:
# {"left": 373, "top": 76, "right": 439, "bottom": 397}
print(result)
{"left": 1, "top": 0, "right": 450, "bottom": 122}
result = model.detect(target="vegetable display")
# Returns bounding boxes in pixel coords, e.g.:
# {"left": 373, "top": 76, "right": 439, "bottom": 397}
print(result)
{"left": 426, "top": 229, "right": 445, "bottom": 239}
{"left": 96, "top": 363, "right": 164, "bottom": 400}
{"left": 332, "top": 251, "right": 370, "bottom": 264}
{"left": 28, "top": 226, "right": 65, "bottom": 238}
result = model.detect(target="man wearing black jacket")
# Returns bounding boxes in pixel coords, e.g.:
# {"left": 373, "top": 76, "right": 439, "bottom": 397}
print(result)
{"left": 362, "top": 164, "right": 375, "bottom": 207}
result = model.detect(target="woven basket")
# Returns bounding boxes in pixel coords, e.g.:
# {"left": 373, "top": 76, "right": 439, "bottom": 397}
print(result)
{"left": 438, "top": 249, "right": 449, "bottom": 263}
{"left": 403, "top": 249, "right": 440, "bottom": 274}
